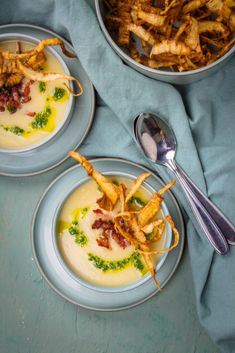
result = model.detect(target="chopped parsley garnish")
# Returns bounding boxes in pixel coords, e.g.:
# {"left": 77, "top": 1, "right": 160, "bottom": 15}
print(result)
{"left": 38, "top": 81, "right": 46, "bottom": 93}
{"left": 69, "top": 226, "right": 79, "bottom": 236}
{"left": 80, "top": 207, "right": 90, "bottom": 219}
{"left": 31, "top": 107, "right": 51, "bottom": 129}
{"left": 131, "top": 252, "right": 145, "bottom": 271}
{"left": 75, "top": 231, "right": 88, "bottom": 247}
{"left": 53, "top": 87, "right": 65, "bottom": 101}
{"left": 3, "top": 125, "right": 24, "bottom": 136}
{"left": 112, "top": 180, "right": 119, "bottom": 186}
{"left": 7, "top": 106, "right": 17, "bottom": 114}
{"left": 72, "top": 207, "right": 90, "bottom": 223}
{"left": 68, "top": 224, "right": 88, "bottom": 247}
{"left": 88, "top": 252, "right": 146, "bottom": 273}
{"left": 128, "top": 195, "right": 147, "bottom": 207}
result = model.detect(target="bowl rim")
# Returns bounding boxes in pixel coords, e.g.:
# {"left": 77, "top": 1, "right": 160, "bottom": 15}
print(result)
{"left": 0, "top": 32, "right": 74, "bottom": 154}
{"left": 95, "top": 0, "right": 235, "bottom": 77}
{"left": 52, "top": 171, "right": 173, "bottom": 293}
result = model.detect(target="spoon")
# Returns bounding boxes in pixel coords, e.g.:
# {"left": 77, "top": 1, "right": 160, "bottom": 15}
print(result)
{"left": 134, "top": 112, "right": 234, "bottom": 255}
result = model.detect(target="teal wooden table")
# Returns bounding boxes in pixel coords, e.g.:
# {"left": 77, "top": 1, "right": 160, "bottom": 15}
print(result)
{"left": 0, "top": 123, "right": 220, "bottom": 353}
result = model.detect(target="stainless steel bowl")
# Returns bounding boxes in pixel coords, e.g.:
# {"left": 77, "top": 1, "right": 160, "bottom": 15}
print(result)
{"left": 95, "top": 0, "right": 235, "bottom": 85}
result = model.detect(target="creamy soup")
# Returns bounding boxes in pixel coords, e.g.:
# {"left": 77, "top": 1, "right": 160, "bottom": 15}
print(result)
{"left": 57, "top": 177, "right": 168, "bottom": 288}
{"left": 0, "top": 40, "right": 70, "bottom": 149}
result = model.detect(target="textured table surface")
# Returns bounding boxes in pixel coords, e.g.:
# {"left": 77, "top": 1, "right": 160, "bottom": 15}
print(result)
{"left": 0, "top": 132, "right": 220, "bottom": 353}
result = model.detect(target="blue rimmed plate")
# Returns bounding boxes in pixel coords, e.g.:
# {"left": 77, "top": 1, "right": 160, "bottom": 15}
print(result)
{"left": 0, "top": 24, "right": 95, "bottom": 176}
{"left": 31, "top": 158, "right": 185, "bottom": 311}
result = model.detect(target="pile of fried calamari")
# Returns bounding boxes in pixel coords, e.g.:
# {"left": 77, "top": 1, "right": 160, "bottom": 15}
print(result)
{"left": 69, "top": 151, "right": 179, "bottom": 288}
{"left": 0, "top": 38, "right": 82, "bottom": 95}
{"left": 104, "top": 0, "right": 235, "bottom": 71}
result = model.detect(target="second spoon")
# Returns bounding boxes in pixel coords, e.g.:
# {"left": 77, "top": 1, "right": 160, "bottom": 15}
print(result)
{"left": 134, "top": 112, "right": 231, "bottom": 255}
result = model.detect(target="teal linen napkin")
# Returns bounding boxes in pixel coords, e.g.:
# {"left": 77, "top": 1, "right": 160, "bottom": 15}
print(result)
{"left": 1, "top": 1, "right": 235, "bottom": 352}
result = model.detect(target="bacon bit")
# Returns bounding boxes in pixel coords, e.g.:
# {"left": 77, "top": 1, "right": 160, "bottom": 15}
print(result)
{"left": 92, "top": 219, "right": 104, "bottom": 229}
{"left": 7, "top": 99, "right": 20, "bottom": 109}
{"left": 26, "top": 111, "right": 36, "bottom": 117}
{"left": 111, "top": 232, "right": 130, "bottom": 249}
{"left": 92, "top": 214, "right": 131, "bottom": 250}
{"left": 93, "top": 208, "right": 112, "bottom": 222}
{"left": 23, "top": 82, "right": 31, "bottom": 96}
{"left": 12, "top": 91, "right": 20, "bottom": 102}
{"left": 0, "top": 79, "right": 33, "bottom": 114}
{"left": 96, "top": 236, "right": 110, "bottom": 249}
{"left": 93, "top": 209, "right": 104, "bottom": 215}
{"left": 21, "top": 96, "right": 31, "bottom": 104}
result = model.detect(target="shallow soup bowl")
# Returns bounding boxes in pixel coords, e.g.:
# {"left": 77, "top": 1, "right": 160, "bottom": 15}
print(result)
{"left": 0, "top": 33, "right": 74, "bottom": 153}
{"left": 52, "top": 171, "right": 173, "bottom": 294}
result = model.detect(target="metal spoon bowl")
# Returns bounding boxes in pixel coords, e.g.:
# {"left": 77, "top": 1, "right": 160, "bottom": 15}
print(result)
{"left": 134, "top": 112, "right": 235, "bottom": 254}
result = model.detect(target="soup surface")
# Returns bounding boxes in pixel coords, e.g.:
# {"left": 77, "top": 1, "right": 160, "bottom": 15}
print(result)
{"left": 57, "top": 177, "right": 168, "bottom": 288}
{"left": 0, "top": 40, "right": 70, "bottom": 149}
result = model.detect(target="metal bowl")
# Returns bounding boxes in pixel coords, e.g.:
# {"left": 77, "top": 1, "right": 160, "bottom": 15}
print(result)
{"left": 95, "top": 0, "right": 235, "bottom": 85}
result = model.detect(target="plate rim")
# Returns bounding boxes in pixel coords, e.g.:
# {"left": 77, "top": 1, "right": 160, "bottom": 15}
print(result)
{"left": 31, "top": 157, "right": 185, "bottom": 311}
{"left": 0, "top": 23, "right": 95, "bottom": 177}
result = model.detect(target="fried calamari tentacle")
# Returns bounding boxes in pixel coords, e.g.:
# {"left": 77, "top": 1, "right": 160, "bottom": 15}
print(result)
{"left": 207, "top": 37, "right": 235, "bottom": 63}
{"left": 158, "top": 179, "right": 176, "bottom": 195}
{"left": 142, "top": 252, "right": 161, "bottom": 289}
{"left": 119, "top": 183, "right": 128, "bottom": 213}
{"left": 137, "top": 10, "right": 165, "bottom": 27}
{"left": 125, "top": 172, "right": 151, "bottom": 203}
{"left": 69, "top": 151, "right": 119, "bottom": 210}
{"left": 141, "top": 219, "right": 165, "bottom": 236}
{"left": 137, "top": 193, "right": 163, "bottom": 227}
{"left": 138, "top": 215, "right": 179, "bottom": 255}
{"left": 160, "top": 0, "right": 181, "bottom": 15}
{"left": 151, "top": 40, "right": 191, "bottom": 56}
{"left": 175, "top": 20, "right": 190, "bottom": 40}
{"left": 185, "top": 17, "right": 202, "bottom": 53}
{"left": 183, "top": 0, "right": 208, "bottom": 14}
{"left": 198, "top": 21, "right": 229, "bottom": 35}
{"left": 138, "top": 180, "right": 176, "bottom": 226}
{"left": 1, "top": 38, "right": 76, "bottom": 60}
{"left": 113, "top": 217, "right": 143, "bottom": 246}
{"left": 127, "top": 23, "right": 156, "bottom": 46}
{"left": 0, "top": 73, "right": 7, "bottom": 87}
{"left": 27, "top": 51, "right": 47, "bottom": 70}
{"left": 17, "top": 61, "right": 83, "bottom": 97}
{"left": 0, "top": 56, "right": 18, "bottom": 74}
{"left": 5, "top": 73, "right": 24, "bottom": 87}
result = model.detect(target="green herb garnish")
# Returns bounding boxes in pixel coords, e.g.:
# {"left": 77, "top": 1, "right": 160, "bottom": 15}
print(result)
{"left": 112, "top": 180, "right": 119, "bottom": 186}
{"left": 68, "top": 226, "right": 79, "bottom": 236}
{"left": 131, "top": 252, "right": 145, "bottom": 271}
{"left": 38, "top": 81, "right": 46, "bottom": 93}
{"left": 7, "top": 106, "right": 17, "bottom": 114}
{"left": 3, "top": 125, "right": 24, "bottom": 135}
{"left": 80, "top": 207, "right": 90, "bottom": 219}
{"left": 68, "top": 224, "right": 88, "bottom": 247}
{"left": 53, "top": 87, "right": 65, "bottom": 101}
{"left": 88, "top": 252, "right": 146, "bottom": 273}
{"left": 31, "top": 107, "right": 51, "bottom": 129}
{"left": 75, "top": 231, "right": 88, "bottom": 247}
{"left": 128, "top": 196, "right": 147, "bottom": 207}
